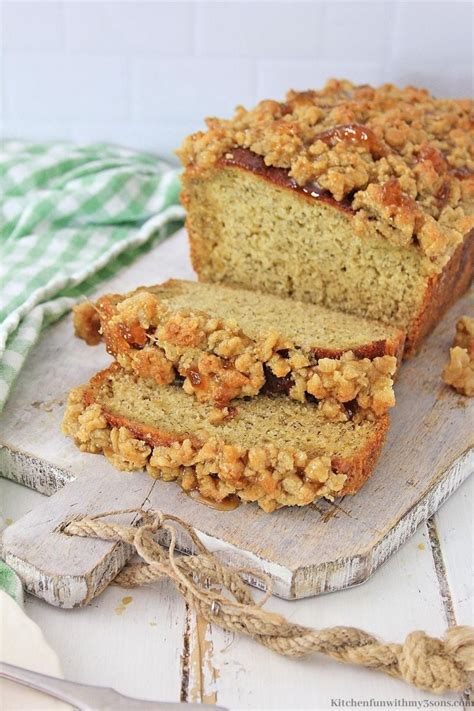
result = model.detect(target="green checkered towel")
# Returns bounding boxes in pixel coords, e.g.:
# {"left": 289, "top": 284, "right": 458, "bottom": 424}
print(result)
{"left": 0, "top": 141, "right": 185, "bottom": 411}
{"left": 0, "top": 559, "right": 24, "bottom": 606}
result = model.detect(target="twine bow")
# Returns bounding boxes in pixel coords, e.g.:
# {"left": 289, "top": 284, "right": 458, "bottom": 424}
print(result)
{"left": 64, "top": 508, "right": 474, "bottom": 695}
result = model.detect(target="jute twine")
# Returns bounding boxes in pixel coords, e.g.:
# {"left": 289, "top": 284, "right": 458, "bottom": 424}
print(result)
{"left": 64, "top": 508, "right": 474, "bottom": 695}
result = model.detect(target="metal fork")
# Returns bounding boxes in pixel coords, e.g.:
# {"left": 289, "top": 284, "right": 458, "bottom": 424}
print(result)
{"left": 0, "top": 662, "right": 228, "bottom": 710}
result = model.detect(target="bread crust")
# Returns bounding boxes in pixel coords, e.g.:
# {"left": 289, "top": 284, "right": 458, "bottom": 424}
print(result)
{"left": 404, "top": 229, "right": 474, "bottom": 356}
{"left": 72, "top": 364, "right": 389, "bottom": 509}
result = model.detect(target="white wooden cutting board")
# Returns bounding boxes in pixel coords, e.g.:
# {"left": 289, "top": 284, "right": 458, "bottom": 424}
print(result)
{"left": 0, "top": 230, "right": 472, "bottom": 605}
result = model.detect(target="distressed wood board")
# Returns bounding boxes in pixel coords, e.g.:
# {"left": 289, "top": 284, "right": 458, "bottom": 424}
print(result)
{"left": 0, "top": 231, "right": 473, "bottom": 605}
{"left": 4, "top": 475, "right": 471, "bottom": 708}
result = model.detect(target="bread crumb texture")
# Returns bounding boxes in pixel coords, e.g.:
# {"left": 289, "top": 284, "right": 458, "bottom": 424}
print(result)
{"left": 178, "top": 78, "right": 474, "bottom": 270}
{"left": 74, "top": 280, "right": 399, "bottom": 421}
{"left": 443, "top": 316, "right": 474, "bottom": 396}
{"left": 62, "top": 366, "right": 388, "bottom": 512}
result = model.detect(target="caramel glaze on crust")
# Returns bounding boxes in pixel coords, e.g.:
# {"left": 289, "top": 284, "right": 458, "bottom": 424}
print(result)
{"left": 220, "top": 147, "right": 355, "bottom": 215}
{"left": 80, "top": 366, "right": 389, "bottom": 502}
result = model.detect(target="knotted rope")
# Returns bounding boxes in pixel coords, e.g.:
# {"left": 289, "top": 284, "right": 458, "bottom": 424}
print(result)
{"left": 64, "top": 508, "right": 473, "bottom": 695}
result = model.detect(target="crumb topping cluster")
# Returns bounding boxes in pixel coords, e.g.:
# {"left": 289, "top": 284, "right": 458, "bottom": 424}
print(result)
{"left": 442, "top": 315, "right": 474, "bottom": 396}
{"left": 178, "top": 79, "right": 474, "bottom": 268}
{"left": 62, "top": 387, "right": 347, "bottom": 512}
{"left": 74, "top": 291, "right": 397, "bottom": 421}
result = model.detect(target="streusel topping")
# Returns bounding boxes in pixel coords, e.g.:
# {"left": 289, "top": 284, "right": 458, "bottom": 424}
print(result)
{"left": 443, "top": 316, "right": 474, "bottom": 396}
{"left": 178, "top": 79, "right": 474, "bottom": 268}
{"left": 74, "top": 290, "right": 397, "bottom": 421}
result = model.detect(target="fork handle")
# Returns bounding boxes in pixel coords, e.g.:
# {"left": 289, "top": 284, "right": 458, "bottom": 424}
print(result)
{"left": 0, "top": 661, "right": 227, "bottom": 710}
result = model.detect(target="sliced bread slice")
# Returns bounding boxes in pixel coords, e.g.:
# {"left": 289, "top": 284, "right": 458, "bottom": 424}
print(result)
{"left": 62, "top": 364, "right": 389, "bottom": 512}
{"left": 74, "top": 279, "right": 404, "bottom": 422}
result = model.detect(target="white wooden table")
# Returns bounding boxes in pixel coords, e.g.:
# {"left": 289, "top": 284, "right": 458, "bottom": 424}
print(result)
{"left": 1, "top": 230, "right": 472, "bottom": 710}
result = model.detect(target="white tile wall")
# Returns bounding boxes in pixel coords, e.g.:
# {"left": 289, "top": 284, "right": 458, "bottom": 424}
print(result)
{"left": 1, "top": 0, "right": 472, "bottom": 162}
{"left": 132, "top": 57, "right": 255, "bottom": 121}
{"left": 194, "top": 2, "right": 325, "bottom": 59}
{"left": 320, "top": 2, "right": 395, "bottom": 61}
{"left": 2, "top": 1, "right": 65, "bottom": 51}
{"left": 63, "top": 2, "right": 194, "bottom": 54}
{"left": 4, "top": 53, "right": 130, "bottom": 120}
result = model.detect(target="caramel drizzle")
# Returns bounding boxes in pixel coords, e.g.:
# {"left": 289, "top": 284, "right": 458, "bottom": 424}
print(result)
{"left": 221, "top": 147, "right": 354, "bottom": 214}
{"left": 314, "top": 123, "right": 387, "bottom": 159}
{"left": 221, "top": 134, "right": 470, "bottom": 216}
{"left": 187, "top": 490, "right": 240, "bottom": 511}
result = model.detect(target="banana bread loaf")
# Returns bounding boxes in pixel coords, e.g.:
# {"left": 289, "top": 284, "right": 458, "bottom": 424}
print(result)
{"left": 73, "top": 279, "right": 403, "bottom": 422}
{"left": 62, "top": 364, "right": 388, "bottom": 512}
{"left": 178, "top": 79, "right": 474, "bottom": 356}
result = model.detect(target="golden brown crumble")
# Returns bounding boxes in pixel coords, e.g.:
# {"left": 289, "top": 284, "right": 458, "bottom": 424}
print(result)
{"left": 442, "top": 316, "right": 474, "bottom": 396}
{"left": 73, "top": 302, "right": 102, "bottom": 346}
{"left": 61, "top": 387, "right": 110, "bottom": 453}
{"left": 79, "top": 290, "right": 397, "bottom": 421}
{"left": 452, "top": 315, "right": 474, "bottom": 350}
{"left": 62, "top": 389, "right": 347, "bottom": 512}
{"left": 177, "top": 79, "right": 474, "bottom": 268}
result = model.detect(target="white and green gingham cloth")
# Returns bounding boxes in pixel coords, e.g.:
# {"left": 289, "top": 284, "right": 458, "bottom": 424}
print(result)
{"left": 0, "top": 141, "right": 185, "bottom": 411}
